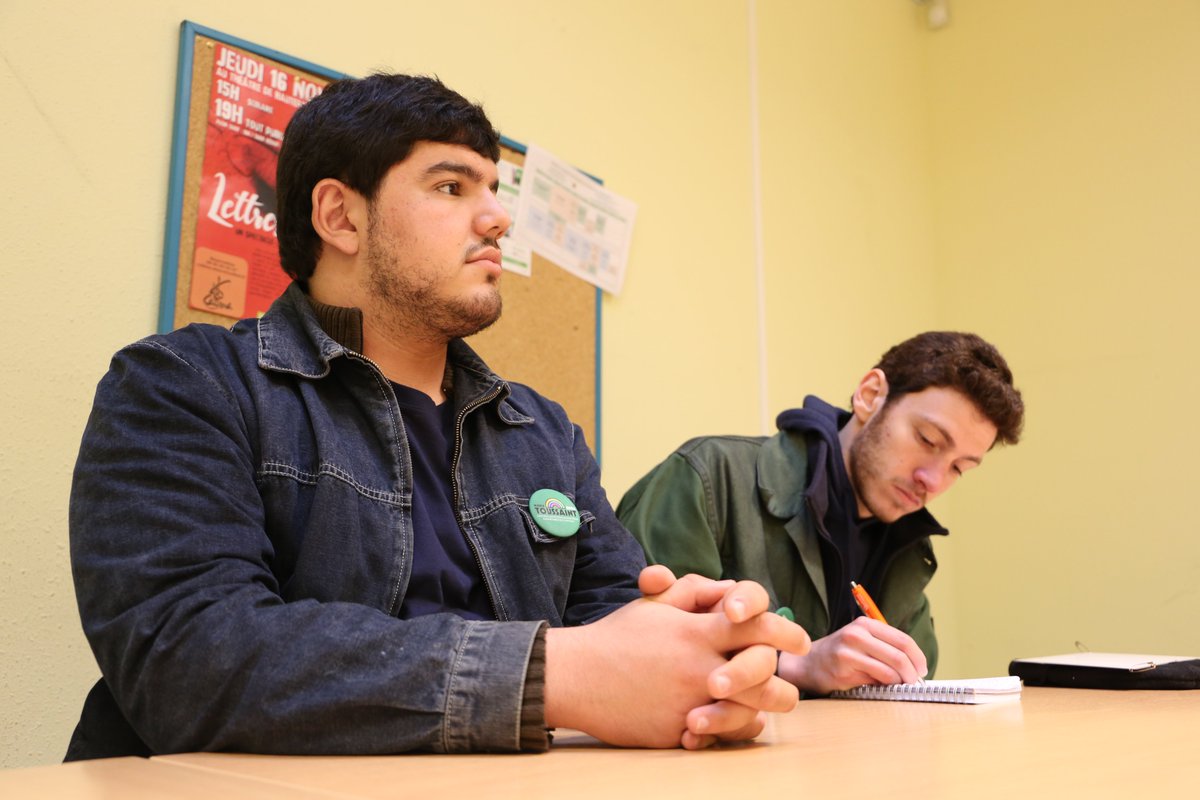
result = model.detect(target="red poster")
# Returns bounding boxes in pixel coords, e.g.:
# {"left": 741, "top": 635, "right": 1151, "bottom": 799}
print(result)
{"left": 189, "top": 44, "right": 329, "bottom": 319}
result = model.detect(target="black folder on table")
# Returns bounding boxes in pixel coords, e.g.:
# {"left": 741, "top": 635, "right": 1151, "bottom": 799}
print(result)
{"left": 1008, "top": 652, "right": 1200, "bottom": 689}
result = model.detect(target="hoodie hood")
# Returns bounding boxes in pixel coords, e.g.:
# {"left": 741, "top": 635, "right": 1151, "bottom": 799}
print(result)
{"left": 774, "top": 396, "right": 854, "bottom": 528}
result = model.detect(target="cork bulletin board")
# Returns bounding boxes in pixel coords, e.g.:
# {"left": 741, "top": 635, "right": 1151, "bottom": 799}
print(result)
{"left": 160, "top": 21, "right": 602, "bottom": 452}
{"left": 466, "top": 141, "right": 601, "bottom": 453}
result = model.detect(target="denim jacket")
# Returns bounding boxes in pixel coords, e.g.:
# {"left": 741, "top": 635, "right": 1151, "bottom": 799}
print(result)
{"left": 67, "top": 283, "right": 644, "bottom": 758}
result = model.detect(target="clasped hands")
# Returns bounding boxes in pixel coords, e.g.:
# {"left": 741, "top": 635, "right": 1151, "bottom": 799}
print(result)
{"left": 544, "top": 565, "right": 811, "bottom": 750}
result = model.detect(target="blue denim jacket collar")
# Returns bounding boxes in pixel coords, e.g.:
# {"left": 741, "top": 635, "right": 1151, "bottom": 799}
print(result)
{"left": 259, "top": 282, "right": 532, "bottom": 428}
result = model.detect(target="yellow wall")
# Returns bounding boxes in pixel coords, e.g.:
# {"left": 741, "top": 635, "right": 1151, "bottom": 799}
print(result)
{"left": 3, "top": 0, "right": 1198, "bottom": 768}
{"left": 759, "top": 2, "right": 938, "bottom": 408}
{"left": 926, "top": 0, "right": 1200, "bottom": 675}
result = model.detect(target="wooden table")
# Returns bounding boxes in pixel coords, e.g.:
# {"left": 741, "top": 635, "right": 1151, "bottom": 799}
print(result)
{"left": 5, "top": 687, "right": 1195, "bottom": 798}
{"left": 158, "top": 687, "right": 1200, "bottom": 798}
{"left": 0, "top": 756, "right": 331, "bottom": 798}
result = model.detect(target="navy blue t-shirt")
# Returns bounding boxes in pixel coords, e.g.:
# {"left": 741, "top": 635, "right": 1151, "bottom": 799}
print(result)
{"left": 391, "top": 383, "right": 492, "bottom": 620}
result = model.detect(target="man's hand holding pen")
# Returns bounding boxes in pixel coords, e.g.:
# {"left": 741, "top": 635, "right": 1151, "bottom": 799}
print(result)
{"left": 774, "top": 581, "right": 928, "bottom": 695}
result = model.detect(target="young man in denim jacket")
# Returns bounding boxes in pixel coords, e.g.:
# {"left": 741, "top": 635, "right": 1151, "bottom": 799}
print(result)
{"left": 619, "top": 332, "right": 1023, "bottom": 695}
{"left": 66, "top": 74, "right": 808, "bottom": 760}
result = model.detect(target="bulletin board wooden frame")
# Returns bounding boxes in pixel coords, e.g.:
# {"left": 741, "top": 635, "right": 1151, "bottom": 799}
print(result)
{"left": 159, "top": 21, "right": 602, "bottom": 454}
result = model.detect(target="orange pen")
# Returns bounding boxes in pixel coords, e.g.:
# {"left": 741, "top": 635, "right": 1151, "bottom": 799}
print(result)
{"left": 851, "top": 581, "right": 925, "bottom": 683}
{"left": 850, "top": 581, "right": 888, "bottom": 624}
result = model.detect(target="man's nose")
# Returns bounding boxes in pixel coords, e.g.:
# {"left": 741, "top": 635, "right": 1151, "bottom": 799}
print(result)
{"left": 914, "top": 464, "right": 950, "bottom": 498}
{"left": 477, "top": 192, "right": 511, "bottom": 239}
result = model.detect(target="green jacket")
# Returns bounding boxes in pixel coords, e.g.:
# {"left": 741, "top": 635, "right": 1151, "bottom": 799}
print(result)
{"left": 617, "top": 428, "right": 945, "bottom": 676}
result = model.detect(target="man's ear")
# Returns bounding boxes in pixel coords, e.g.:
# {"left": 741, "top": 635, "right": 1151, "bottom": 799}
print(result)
{"left": 310, "top": 178, "right": 363, "bottom": 257}
{"left": 851, "top": 369, "right": 889, "bottom": 423}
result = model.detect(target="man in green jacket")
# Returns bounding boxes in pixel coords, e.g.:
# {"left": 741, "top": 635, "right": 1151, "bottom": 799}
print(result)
{"left": 617, "top": 331, "right": 1024, "bottom": 695}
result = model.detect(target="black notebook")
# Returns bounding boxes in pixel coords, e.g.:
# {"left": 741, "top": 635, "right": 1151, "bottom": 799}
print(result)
{"left": 1008, "top": 652, "right": 1200, "bottom": 689}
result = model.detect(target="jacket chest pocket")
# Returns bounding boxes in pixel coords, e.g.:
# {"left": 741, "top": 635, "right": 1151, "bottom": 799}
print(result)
{"left": 462, "top": 500, "right": 589, "bottom": 621}
{"left": 519, "top": 504, "right": 596, "bottom": 545}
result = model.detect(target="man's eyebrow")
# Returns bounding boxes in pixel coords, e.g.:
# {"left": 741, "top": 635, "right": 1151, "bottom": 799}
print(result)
{"left": 423, "top": 160, "right": 496, "bottom": 190}
{"left": 925, "top": 418, "right": 983, "bottom": 465}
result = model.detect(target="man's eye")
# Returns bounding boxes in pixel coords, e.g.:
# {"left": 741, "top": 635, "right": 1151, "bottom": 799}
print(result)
{"left": 436, "top": 182, "right": 460, "bottom": 195}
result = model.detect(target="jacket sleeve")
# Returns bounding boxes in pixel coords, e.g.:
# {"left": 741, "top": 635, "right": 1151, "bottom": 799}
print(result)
{"left": 70, "top": 340, "right": 544, "bottom": 756}
{"left": 615, "top": 452, "right": 726, "bottom": 580}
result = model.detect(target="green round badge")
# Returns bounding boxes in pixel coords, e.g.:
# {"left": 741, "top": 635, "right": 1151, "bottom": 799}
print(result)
{"left": 528, "top": 489, "right": 581, "bottom": 538}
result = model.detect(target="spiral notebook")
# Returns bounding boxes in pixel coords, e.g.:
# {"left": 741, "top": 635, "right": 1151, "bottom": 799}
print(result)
{"left": 829, "top": 676, "right": 1023, "bottom": 704}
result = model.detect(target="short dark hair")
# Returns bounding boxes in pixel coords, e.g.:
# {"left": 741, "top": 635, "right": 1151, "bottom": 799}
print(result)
{"left": 276, "top": 73, "right": 501, "bottom": 281}
{"left": 871, "top": 331, "right": 1024, "bottom": 446}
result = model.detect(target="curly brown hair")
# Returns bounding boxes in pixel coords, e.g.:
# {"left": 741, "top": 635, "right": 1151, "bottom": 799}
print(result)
{"left": 870, "top": 331, "right": 1024, "bottom": 446}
